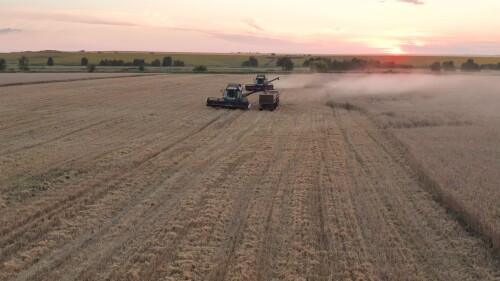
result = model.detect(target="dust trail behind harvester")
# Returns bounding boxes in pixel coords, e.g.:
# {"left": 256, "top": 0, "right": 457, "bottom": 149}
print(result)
{"left": 279, "top": 73, "right": 500, "bottom": 116}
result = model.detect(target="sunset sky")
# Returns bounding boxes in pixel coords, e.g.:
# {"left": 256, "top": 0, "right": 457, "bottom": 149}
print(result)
{"left": 1, "top": 0, "right": 499, "bottom": 55}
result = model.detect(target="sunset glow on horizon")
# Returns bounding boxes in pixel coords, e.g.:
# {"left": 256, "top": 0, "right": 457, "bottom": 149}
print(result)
{"left": 1, "top": 0, "right": 499, "bottom": 55}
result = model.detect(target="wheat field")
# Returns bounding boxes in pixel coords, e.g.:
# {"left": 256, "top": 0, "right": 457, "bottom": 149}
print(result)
{"left": 0, "top": 74, "right": 498, "bottom": 280}
{"left": 326, "top": 73, "right": 500, "bottom": 251}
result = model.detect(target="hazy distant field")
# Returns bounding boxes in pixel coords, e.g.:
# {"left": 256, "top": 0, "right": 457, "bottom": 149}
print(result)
{"left": 0, "top": 52, "right": 280, "bottom": 68}
{"left": 0, "top": 73, "right": 498, "bottom": 280}
{"left": 1, "top": 51, "right": 499, "bottom": 71}
{"left": 0, "top": 73, "right": 154, "bottom": 86}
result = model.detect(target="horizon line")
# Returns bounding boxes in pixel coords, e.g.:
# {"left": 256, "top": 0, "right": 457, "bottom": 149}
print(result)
{"left": 2, "top": 50, "right": 500, "bottom": 57}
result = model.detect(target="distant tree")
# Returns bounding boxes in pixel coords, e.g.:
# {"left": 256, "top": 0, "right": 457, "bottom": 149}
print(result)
{"left": 479, "top": 63, "right": 500, "bottom": 71}
{"left": 173, "top": 60, "right": 185, "bottom": 67}
{"left": 87, "top": 64, "right": 96, "bottom": 72}
{"left": 277, "top": 57, "right": 294, "bottom": 71}
{"left": 284, "top": 61, "right": 294, "bottom": 71}
{"left": 430, "top": 62, "right": 441, "bottom": 72}
{"left": 193, "top": 65, "right": 208, "bottom": 72}
{"left": 81, "top": 57, "right": 89, "bottom": 66}
{"left": 151, "top": 59, "right": 161, "bottom": 67}
{"left": 99, "top": 59, "right": 126, "bottom": 66}
{"left": 461, "top": 59, "right": 481, "bottom": 72}
{"left": 242, "top": 56, "right": 259, "bottom": 67}
{"left": 442, "top": 61, "right": 456, "bottom": 71}
{"left": 18, "top": 56, "right": 30, "bottom": 71}
{"left": 0, "top": 58, "right": 6, "bottom": 71}
{"left": 309, "top": 60, "right": 329, "bottom": 73}
{"left": 162, "top": 56, "right": 173, "bottom": 67}
{"left": 161, "top": 57, "right": 173, "bottom": 67}
{"left": 133, "top": 59, "right": 145, "bottom": 67}
{"left": 276, "top": 57, "right": 285, "bottom": 67}
{"left": 47, "top": 57, "right": 54, "bottom": 66}
{"left": 330, "top": 60, "right": 349, "bottom": 71}
{"left": 303, "top": 57, "right": 330, "bottom": 68}
{"left": 381, "top": 61, "right": 396, "bottom": 69}
{"left": 138, "top": 64, "right": 145, "bottom": 71}
{"left": 349, "top": 58, "right": 368, "bottom": 70}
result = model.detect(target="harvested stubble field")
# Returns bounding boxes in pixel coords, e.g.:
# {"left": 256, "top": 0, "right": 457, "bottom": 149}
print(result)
{"left": 324, "top": 73, "right": 500, "bottom": 251}
{"left": 0, "top": 74, "right": 498, "bottom": 281}
{"left": 0, "top": 73, "right": 154, "bottom": 87}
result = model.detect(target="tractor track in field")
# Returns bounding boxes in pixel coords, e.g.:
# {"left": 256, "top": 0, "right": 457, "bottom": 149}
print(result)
{"left": 210, "top": 107, "right": 296, "bottom": 280}
{"left": 252, "top": 112, "right": 313, "bottom": 281}
{"left": 93, "top": 112, "right": 277, "bottom": 280}
{"left": 0, "top": 117, "right": 125, "bottom": 157}
{"left": 0, "top": 74, "right": 159, "bottom": 88}
{"left": 0, "top": 96, "right": 229, "bottom": 239}
{"left": 0, "top": 110, "right": 228, "bottom": 237}
{"left": 0, "top": 107, "right": 235, "bottom": 249}
{"left": 13, "top": 110, "right": 262, "bottom": 281}
{"left": 79, "top": 111, "right": 265, "bottom": 276}
{"left": 0, "top": 112, "right": 230, "bottom": 273}
{"left": 1, "top": 74, "right": 498, "bottom": 281}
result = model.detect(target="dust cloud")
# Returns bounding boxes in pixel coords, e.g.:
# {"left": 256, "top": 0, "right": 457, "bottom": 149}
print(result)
{"left": 279, "top": 73, "right": 500, "bottom": 98}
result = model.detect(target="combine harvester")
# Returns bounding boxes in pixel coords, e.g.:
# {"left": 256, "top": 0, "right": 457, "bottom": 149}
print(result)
{"left": 206, "top": 75, "right": 280, "bottom": 111}
{"left": 245, "top": 74, "right": 278, "bottom": 91}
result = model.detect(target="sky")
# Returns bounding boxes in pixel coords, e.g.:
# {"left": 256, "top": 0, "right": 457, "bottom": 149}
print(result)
{"left": 1, "top": 0, "right": 499, "bottom": 55}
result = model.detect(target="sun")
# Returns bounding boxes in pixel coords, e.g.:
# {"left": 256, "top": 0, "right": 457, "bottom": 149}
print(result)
{"left": 388, "top": 46, "right": 407, "bottom": 55}
{"left": 366, "top": 39, "right": 409, "bottom": 55}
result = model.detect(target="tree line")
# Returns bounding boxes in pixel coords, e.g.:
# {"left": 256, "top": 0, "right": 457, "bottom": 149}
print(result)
{"left": 242, "top": 56, "right": 259, "bottom": 67}
{"left": 305, "top": 57, "right": 414, "bottom": 72}
{"left": 240, "top": 56, "right": 295, "bottom": 71}
{"left": 2, "top": 55, "right": 500, "bottom": 73}
{"left": 429, "top": 59, "right": 500, "bottom": 72}
{"left": 94, "top": 57, "right": 185, "bottom": 67}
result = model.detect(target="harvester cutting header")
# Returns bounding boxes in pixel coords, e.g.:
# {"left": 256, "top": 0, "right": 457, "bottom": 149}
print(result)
{"left": 206, "top": 74, "right": 280, "bottom": 111}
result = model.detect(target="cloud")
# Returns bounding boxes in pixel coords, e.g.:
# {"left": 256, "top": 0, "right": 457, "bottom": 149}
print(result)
{"left": 210, "top": 33, "right": 296, "bottom": 46}
{"left": 244, "top": 19, "right": 264, "bottom": 31}
{"left": 397, "top": 0, "right": 424, "bottom": 5}
{"left": 0, "top": 28, "right": 22, "bottom": 34}
{"left": 35, "top": 12, "right": 143, "bottom": 27}
{"left": 3, "top": 8, "right": 151, "bottom": 28}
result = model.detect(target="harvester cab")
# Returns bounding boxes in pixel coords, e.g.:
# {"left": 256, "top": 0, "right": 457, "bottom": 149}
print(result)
{"left": 256, "top": 75, "right": 265, "bottom": 85}
{"left": 223, "top": 83, "right": 244, "bottom": 100}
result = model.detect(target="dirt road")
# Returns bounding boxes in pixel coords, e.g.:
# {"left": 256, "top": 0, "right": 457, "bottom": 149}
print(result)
{"left": 0, "top": 74, "right": 498, "bottom": 280}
